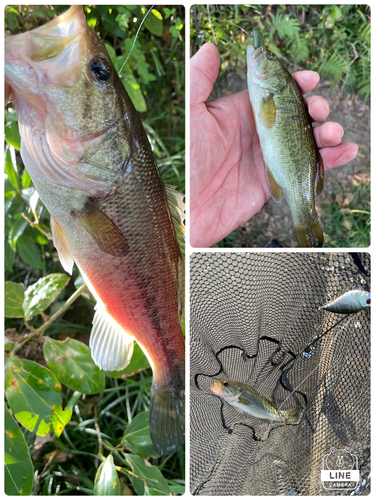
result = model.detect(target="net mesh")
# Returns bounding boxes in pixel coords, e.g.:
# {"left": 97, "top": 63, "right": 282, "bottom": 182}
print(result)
{"left": 190, "top": 253, "right": 370, "bottom": 496}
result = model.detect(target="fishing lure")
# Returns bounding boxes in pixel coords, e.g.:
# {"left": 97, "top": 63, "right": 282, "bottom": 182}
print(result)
{"left": 322, "top": 290, "right": 371, "bottom": 314}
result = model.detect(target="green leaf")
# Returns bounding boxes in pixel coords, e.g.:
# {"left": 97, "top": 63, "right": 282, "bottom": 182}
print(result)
{"left": 5, "top": 357, "right": 72, "bottom": 437}
{"left": 31, "top": 6, "right": 55, "bottom": 19}
{"left": 22, "top": 170, "right": 32, "bottom": 189}
{"left": 5, "top": 120, "right": 21, "bottom": 150}
{"left": 331, "top": 6, "right": 342, "bottom": 20}
{"left": 163, "top": 8, "right": 172, "bottom": 19}
{"left": 23, "top": 273, "right": 70, "bottom": 321}
{"left": 122, "top": 411, "right": 158, "bottom": 458}
{"left": 5, "top": 282, "right": 26, "bottom": 318}
{"left": 106, "top": 343, "right": 150, "bottom": 378}
{"left": 125, "top": 454, "right": 170, "bottom": 495}
{"left": 169, "top": 482, "right": 185, "bottom": 494}
{"left": 104, "top": 41, "right": 147, "bottom": 113}
{"left": 5, "top": 6, "right": 19, "bottom": 15}
{"left": 5, "top": 147, "right": 20, "bottom": 192}
{"left": 94, "top": 455, "right": 121, "bottom": 495}
{"left": 5, "top": 241, "right": 15, "bottom": 273}
{"left": 17, "top": 235, "right": 44, "bottom": 270}
{"left": 44, "top": 337, "right": 105, "bottom": 394}
{"left": 5, "top": 404, "right": 34, "bottom": 495}
{"left": 10, "top": 218, "right": 28, "bottom": 246}
{"left": 144, "top": 9, "right": 163, "bottom": 37}
{"left": 102, "top": 11, "right": 126, "bottom": 38}
{"left": 6, "top": 12, "right": 18, "bottom": 32}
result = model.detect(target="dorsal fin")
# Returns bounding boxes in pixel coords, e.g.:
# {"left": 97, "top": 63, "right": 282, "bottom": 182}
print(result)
{"left": 50, "top": 215, "right": 74, "bottom": 275}
{"left": 165, "top": 184, "right": 185, "bottom": 253}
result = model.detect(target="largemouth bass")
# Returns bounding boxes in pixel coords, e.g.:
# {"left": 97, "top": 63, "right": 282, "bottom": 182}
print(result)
{"left": 5, "top": 6, "right": 185, "bottom": 456}
{"left": 247, "top": 29, "right": 324, "bottom": 247}
{"left": 322, "top": 290, "right": 371, "bottom": 314}
{"left": 209, "top": 379, "right": 299, "bottom": 423}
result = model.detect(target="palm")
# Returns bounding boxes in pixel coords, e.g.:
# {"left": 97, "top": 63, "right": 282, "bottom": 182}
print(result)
{"left": 191, "top": 90, "right": 268, "bottom": 247}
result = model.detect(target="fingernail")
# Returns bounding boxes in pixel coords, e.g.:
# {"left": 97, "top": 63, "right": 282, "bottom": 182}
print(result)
{"left": 337, "top": 123, "right": 344, "bottom": 137}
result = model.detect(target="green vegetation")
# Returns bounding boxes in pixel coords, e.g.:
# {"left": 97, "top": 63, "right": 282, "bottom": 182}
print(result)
{"left": 5, "top": 5, "right": 185, "bottom": 495}
{"left": 321, "top": 172, "right": 370, "bottom": 248}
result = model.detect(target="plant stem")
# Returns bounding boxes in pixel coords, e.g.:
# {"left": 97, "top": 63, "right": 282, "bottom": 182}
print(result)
{"left": 12, "top": 284, "right": 87, "bottom": 355}
{"left": 21, "top": 212, "right": 52, "bottom": 240}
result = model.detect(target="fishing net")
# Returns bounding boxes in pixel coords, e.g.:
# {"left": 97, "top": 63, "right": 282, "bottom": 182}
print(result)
{"left": 190, "top": 252, "right": 370, "bottom": 496}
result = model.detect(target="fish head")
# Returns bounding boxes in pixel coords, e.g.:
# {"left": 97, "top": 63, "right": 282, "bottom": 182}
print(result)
{"left": 247, "top": 36, "right": 290, "bottom": 93}
{"left": 360, "top": 292, "right": 371, "bottom": 308}
{"left": 209, "top": 380, "right": 241, "bottom": 403}
{"left": 5, "top": 6, "right": 132, "bottom": 190}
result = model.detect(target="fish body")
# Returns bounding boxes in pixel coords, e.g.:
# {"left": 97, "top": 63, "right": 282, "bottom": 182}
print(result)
{"left": 247, "top": 30, "right": 324, "bottom": 248}
{"left": 5, "top": 6, "right": 185, "bottom": 455}
{"left": 322, "top": 290, "right": 371, "bottom": 314}
{"left": 209, "top": 380, "right": 299, "bottom": 423}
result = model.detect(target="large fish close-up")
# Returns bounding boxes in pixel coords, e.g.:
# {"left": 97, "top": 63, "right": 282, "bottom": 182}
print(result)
{"left": 247, "top": 29, "right": 324, "bottom": 248}
{"left": 5, "top": 5, "right": 185, "bottom": 456}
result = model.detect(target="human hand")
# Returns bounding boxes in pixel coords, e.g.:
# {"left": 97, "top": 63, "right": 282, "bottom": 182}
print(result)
{"left": 190, "top": 43, "right": 358, "bottom": 248}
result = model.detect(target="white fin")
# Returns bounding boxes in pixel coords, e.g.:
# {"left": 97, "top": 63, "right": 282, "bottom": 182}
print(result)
{"left": 165, "top": 184, "right": 185, "bottom": 252}
{"left": 50, "top": 215, "right": 74, "bottom": 275}
{"left": 89, "top": 305, "right": 134, "bottom": 371}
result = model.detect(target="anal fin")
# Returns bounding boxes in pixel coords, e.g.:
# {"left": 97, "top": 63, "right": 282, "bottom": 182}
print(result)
{"left": 265, "top": 162, "right": 282, "bottom": 202}
{"left": 72, "top": 200, "right": 128, "bottom": 257}
{"left": 50, "top": 215, "right": 74, "bottom": 275}
{"left": 89, "top": 305, "right": 134, "bottom": 371}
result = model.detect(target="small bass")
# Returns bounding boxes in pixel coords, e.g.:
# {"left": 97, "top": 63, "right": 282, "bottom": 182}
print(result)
{"left": 5, "top": 6, "right": 185, "bottom": 455}
{"left": 247, "top": 30, "right": 324, "bottom": 247}
{"left": 322, "top": 290, "right": 371, "bottom": 314}
{"left": 210, "top": 379, "right": 299, "bottom": 423}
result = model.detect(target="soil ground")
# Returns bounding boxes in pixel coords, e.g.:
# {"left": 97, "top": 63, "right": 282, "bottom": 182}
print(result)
{"left": 211, "top": 72, "right": 370, "bottom": 248}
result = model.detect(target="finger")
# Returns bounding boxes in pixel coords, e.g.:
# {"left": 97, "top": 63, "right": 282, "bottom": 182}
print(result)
{"left": 305, "top": 95, "right": 330, "bottom": 122}
{"left": 320, "top": 142, "right": 358, "bottom": 170}
{"left": 191, "top": 43, "right": 220, "bottom": 106}
{"left": 314, "top": 122, "right": 344, "bottom": 148}
{"left": 292, "top": 70, "right": 320, "bottom": 95}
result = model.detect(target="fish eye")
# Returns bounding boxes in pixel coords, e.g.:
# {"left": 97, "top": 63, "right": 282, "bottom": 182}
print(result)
{"left": 366, "top": 298, "right": 371, "bottom": 305}
{"left": 89, "top": 59, "right": 111, "bottom": 82}
{"left": 267, "top": 52, "right": 277, "bottom": 60}
{"left": 223, "top": 382, "right": 228, "bottom": 387}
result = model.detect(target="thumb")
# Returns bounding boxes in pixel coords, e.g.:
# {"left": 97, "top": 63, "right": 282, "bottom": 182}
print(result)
{"left": 190, "top": 43, "right": 220, "bottom": 106}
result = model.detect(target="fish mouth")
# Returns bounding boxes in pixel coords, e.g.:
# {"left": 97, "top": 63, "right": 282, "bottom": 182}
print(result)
{"left": 209, "top": 380, "right": 224, "bottom": 395}
{"left": 5, "top": 6, "right": 88, "bottom": 100}
{"left": 246, "top": 44, "right": 263, "bottom": 61}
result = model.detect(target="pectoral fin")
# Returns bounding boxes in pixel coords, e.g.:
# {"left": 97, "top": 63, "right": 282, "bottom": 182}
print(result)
{"left": 72, "top": 200, "right": 128, "bottom": 257}
{"left": 259, "top": 94, "right": 276, "bottom": 128}
{"left": 50, "top": 216, "right": 74, "bottom": 275}
{"left": 265, "top": 163, "right": 282, "bottom": 202}
{"left": 90, "top": 304, "right": 134, "bottom": 371}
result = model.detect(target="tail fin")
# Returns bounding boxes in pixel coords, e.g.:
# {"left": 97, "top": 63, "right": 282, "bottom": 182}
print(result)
{"left": 294, "top": 215, "right": 323, "bottom": 248}
{"left": 149, "top": 383, "right": 185, "bottom": 456}
{"left": 280, "top": 406, "right": 300, "bottom": 423}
